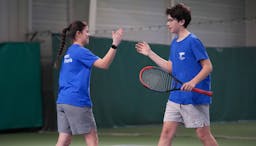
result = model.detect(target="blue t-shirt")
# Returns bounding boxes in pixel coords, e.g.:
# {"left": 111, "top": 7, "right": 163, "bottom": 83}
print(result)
{"left": 57, "top": 44, "right": 99, "bottom": 107}
{"left": 169, "top": 33, "right": 211, "bottom": 105}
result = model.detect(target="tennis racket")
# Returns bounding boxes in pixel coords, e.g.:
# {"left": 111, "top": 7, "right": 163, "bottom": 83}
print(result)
{"left": 139, "top": 66, "right": 213, "bottom": 96}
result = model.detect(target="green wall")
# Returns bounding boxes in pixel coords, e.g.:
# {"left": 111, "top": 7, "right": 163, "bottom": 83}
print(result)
{"left": 89, "top": 38, "right": 170, "bottom": 127}
{"left": 0, "top": 42, "right": 42, "bottom": 130}
{"left": 208, "top": 47, "right": 256, "bottom": 121}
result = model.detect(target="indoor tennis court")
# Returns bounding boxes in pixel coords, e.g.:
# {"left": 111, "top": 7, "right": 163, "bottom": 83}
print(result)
{"left": 1, "top": 0, "right": 256, "bottom": 146}
{"left": 1, "top": 122, "right": 256, "bottom": 146}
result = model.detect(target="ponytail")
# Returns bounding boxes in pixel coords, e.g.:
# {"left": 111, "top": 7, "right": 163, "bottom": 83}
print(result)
{"left": 54, "top": 21, "right": 86, "bottom": 69}
{"left": 54, "top": 27, "right": 69, "bottom": 69}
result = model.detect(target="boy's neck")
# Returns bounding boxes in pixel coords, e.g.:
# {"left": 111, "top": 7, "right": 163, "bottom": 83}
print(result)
{"left": 177, "top": 28, "right": 190, "bottom": 42}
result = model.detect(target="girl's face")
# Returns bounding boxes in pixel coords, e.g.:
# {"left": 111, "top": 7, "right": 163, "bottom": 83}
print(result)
{"left": 77, "top": 25, "right": 90, "bottom": 45}
{"left": 166, "top": 15, "right": 184, "bottom": 34}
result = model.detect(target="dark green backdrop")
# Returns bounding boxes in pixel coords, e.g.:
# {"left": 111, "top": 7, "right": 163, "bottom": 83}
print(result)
{"left": 52, "top": 34, "right": 256, "bottom": 128}
{"left": 208, "top": 47, "right": 256, "bottom": 121}
{"left": 0, "top": 42, "right": 42, "bottom": 130}
{"left": 2, "top": 37, "right": 255, "bottom": 131}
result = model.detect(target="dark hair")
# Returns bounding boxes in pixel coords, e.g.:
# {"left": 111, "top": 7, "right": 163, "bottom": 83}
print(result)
{"left": 166, "top": 3, "right": 191, "bottom": 28}
{"left": 54, "top": 20, "right": 87, "bottom": 68}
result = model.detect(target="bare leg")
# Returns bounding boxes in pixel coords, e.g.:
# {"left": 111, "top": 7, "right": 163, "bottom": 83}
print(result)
{"left": 56, "top": 133, "right": 72, "bottom": 146}
{"left": 84, "top": 128, "right": 99, "bottom": 146}
{"left": 196, "top": 126, "right": 218, "bottom": 146}
{"left": 158, "top": 121, "right": 179, "bottom": 146}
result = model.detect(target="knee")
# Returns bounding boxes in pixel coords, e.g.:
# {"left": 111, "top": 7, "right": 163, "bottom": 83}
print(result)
{"left": 56, "top": 137, "right": 72, "bottom": 146}
{"left": 161, "top": 128, "right": 176, "bottom": 140}
{"left": 85, "top": 129, "right": 99, "bottom": 146}
{"left": 196, "top": 129, "right": 218, "bottom": 146}
{"left": 65, "top": 139, "right": 72, "bottom": 146}
{"left": 56, "top": 141, "right": 71, "bottom": 146}
{"left": 196, "top": 131, "right": 206, "bottom": 141}
{"left": 196, "top": 129, "right": 211, "bottom": 141}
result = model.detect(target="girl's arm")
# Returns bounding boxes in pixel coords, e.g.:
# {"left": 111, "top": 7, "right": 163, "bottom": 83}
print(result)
{"left": 93, "top": 28, "right": 123, "bottom": 69}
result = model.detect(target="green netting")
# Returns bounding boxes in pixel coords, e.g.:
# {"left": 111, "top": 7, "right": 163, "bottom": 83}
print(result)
{"left": 0, "top": 42, "right": 42, "bottom": 130}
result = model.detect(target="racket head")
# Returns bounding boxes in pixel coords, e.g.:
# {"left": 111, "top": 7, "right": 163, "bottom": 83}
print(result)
{"left": 139, "top": 66, "right": 213, "bottom": 96}
{"left": 139, "top": 66, "right": 173, "bottom": 92}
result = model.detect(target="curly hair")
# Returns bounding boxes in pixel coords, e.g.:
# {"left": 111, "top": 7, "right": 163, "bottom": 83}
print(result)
{"left": 166, "top": 3, "right": 191, "bottom": 28}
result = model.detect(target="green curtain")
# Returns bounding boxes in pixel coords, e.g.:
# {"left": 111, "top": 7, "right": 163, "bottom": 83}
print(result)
{"left": 0, "top": 42, "right": 42, "bottom": 130}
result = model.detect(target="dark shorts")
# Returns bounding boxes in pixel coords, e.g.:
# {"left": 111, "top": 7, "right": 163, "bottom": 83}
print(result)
{"left": 57, "top": 104, "right": 97, "bottom": 135}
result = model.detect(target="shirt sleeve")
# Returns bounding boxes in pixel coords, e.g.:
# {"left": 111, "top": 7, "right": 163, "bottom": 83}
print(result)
{"left": 76, "top": 47, "right": 100, "bottom": 68}
{"left": 191, "top": 38, "right": 209, "bottom": 61}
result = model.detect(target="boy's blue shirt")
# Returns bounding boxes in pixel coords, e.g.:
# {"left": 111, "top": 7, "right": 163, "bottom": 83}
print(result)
{"left": 169, "top": 33, "right": 211, "bottom": 105}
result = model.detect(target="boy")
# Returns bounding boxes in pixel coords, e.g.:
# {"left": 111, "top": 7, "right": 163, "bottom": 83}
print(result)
{"left": 135, "top": 3, "right": 218, "bottom": 146}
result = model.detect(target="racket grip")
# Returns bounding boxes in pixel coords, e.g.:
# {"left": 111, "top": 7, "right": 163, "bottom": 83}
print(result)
{"left": 192, "top": 88, "right": 213, "bottom": 96}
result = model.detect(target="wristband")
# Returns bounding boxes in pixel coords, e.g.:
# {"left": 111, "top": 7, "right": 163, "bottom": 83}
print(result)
{"left": 111, "top": 44, "right": 117, "bottom": 49}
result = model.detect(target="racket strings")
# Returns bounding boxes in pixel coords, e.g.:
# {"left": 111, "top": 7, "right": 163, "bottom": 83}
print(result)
{"left": 160, "top": 71, "right": 172, "bottom": 91}
{"left": 142, "top": 69, "right": 172, "bottom": 92}
{"left": 140, "top": 66, "right": 213, "bottom": 96}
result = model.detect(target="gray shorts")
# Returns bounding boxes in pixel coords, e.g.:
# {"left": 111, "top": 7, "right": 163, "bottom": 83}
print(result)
{"left": 57, "top": 104, "right": 97, "bottom": 135}
{"left": 163, "top": 100, "right": 210, "bottom": 128}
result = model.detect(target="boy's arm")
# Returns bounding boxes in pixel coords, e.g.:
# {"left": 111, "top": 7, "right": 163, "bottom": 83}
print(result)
{"left": 148, "top": 50, "right": 172, "bottom": 73}
{"left": 181, "top": 59, "right": 213, "bottom": 91}
{"left": 136, "top": 41, "right": 172, "bottom": 73}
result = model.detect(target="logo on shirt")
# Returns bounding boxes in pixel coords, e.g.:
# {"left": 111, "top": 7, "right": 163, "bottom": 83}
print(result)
{"left": 64, "top": 54, "right": 73, "bottom": 63}
{"left": 178, "top": 52, "right": 185, "bottom": 60}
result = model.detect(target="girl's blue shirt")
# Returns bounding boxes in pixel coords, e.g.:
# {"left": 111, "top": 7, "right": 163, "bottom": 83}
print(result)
{"left": 57, "top": 44, "right": 99, "bottom": 107}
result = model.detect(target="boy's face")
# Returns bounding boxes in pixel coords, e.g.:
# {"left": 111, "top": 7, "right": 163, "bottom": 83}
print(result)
{"left": 166, "top": 15, "right": 184, "bottom": 34}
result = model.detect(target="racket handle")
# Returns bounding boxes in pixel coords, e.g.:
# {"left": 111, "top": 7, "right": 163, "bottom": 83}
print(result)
{"left": 192, "top": 88, "right": 213, "bottom": 96}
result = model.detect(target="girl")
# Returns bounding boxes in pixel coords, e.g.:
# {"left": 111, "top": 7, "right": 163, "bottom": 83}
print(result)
{"left": 54, "top": 20, "right": 123, "bottom": 146}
